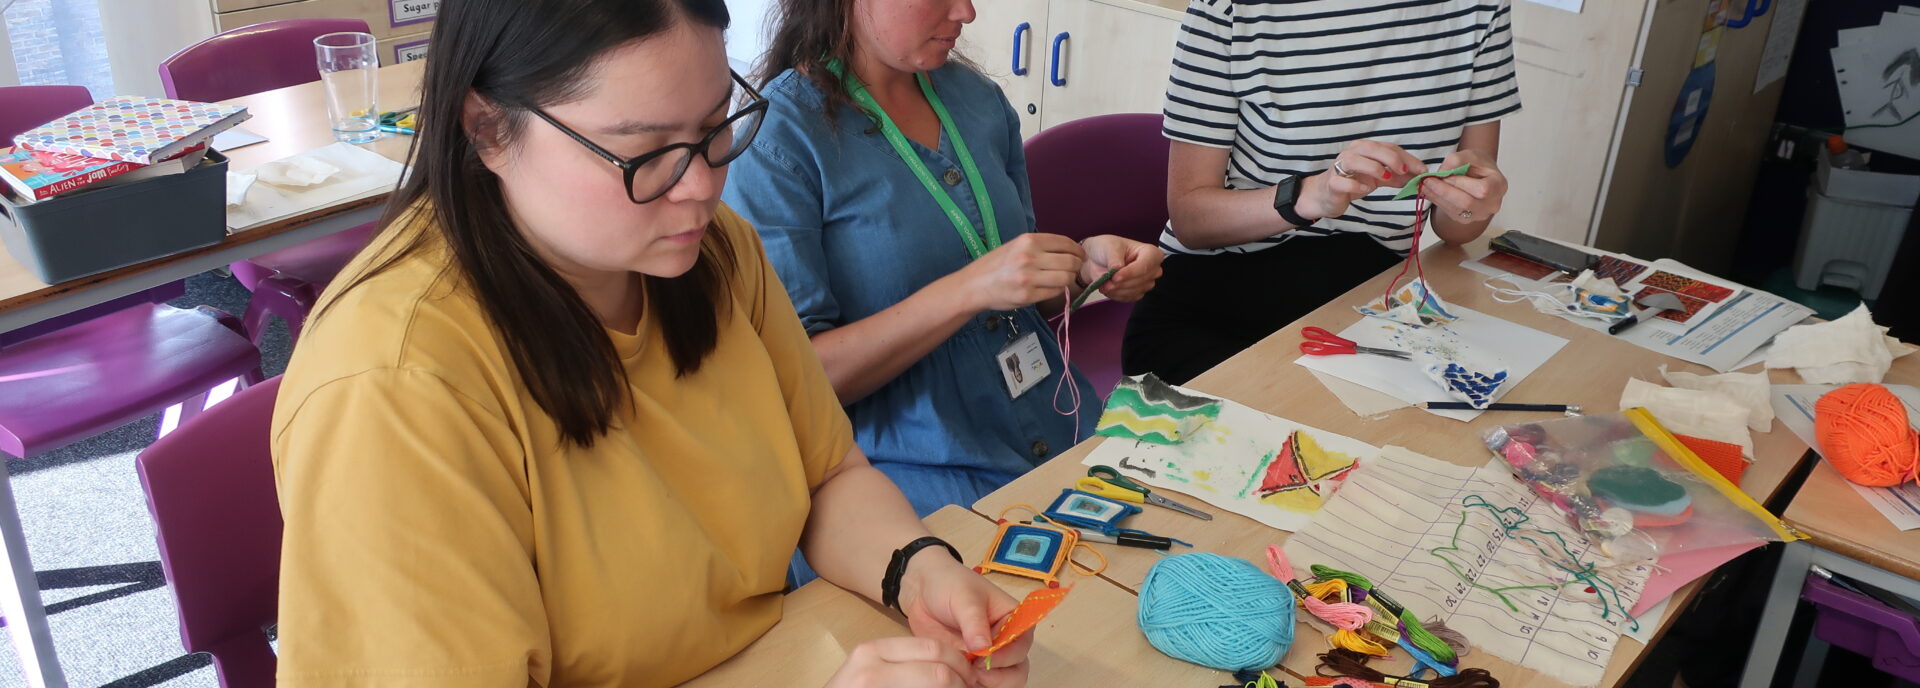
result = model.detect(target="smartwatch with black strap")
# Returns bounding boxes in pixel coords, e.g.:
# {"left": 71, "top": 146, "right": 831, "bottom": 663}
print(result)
{"left": 1272, "top": 175, "right": 1313, "bottom": 228}
{"left": 881, "top": 536, "right": 964, "bottom": 614}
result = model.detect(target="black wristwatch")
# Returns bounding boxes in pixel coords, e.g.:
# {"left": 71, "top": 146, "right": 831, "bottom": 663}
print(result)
{"left": 1272, "top": 175, "right": 1313, "bottom": 227}
{"left": 881, "top": 536, "right": 964, "bottom": 614}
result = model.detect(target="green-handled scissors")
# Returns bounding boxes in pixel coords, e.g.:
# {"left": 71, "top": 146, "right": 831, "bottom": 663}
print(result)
{"left": 1086, "top": 465, "right": 1212, "bottom": 520}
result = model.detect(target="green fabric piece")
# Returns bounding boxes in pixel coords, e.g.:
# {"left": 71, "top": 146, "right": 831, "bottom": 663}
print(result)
{"left": 1391, "top": 163, "right": 1472, "bottom": 200}
{"left": 1067, "top": 267, "right": 1120, "bottom": 313}
{"left": 1587, "top": 465, "right": 1688, "bottom": 512}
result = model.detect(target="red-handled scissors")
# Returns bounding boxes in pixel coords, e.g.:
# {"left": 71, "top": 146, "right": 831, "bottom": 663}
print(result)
{"left": 1299, "top": 326, "right": 1412, "bottom": 360}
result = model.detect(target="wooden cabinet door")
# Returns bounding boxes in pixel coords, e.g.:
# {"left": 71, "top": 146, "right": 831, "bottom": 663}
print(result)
{"left": 965, "top": 0, "right": 1050, "bottom": 138}
{"left": 1036, "top": 0, "right": 1179, "bottom": 129}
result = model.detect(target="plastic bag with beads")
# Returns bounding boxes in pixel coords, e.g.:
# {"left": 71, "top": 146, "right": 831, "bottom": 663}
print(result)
{"left": 1483, "top": 409, "right": 1804, "bottom": 563}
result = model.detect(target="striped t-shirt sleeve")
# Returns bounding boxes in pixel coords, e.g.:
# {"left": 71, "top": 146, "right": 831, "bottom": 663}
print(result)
{"left": 1162, "top": 0, "right": 1238, "bottom": 148}
{"left": 1466, "top": 3, "right": 1523, "bottom": 124}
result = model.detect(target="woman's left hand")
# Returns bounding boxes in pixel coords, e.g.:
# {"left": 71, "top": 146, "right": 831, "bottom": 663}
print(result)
{"left": 899, "top": 551, "right": 1031, "bottom": 687}
{"left": 1078, "top": 235, "right": 1164, "bottom": 303}
{"left": 1421, "top": 149, "right": 1507, "bottom": 226}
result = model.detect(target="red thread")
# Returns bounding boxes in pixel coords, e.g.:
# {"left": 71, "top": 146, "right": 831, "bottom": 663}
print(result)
{"left": 1381, "top": 194, "right": 1433, "bottom": 314}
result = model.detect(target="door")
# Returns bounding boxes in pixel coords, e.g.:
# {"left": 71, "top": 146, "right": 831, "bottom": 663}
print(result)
{"left": 967, "top": 0, "right": 1050, "bottom": 138}
{"left": 1037, "top": 0, "right": 1180, "bottom": 130}
{"left": 1591, "top": 0, "right": 1788, "bottom": 273}
{"left": 1494, "top": 0, "right": 1656, "bottom": 246}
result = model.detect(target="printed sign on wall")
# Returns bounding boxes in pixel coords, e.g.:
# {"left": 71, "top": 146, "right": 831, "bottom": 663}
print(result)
{"left": 391, "top": 0, "right": 440, "bottom": 27}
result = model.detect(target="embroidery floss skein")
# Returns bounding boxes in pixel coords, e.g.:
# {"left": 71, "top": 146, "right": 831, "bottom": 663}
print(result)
{"left": 1308, "top": 565, "right": 1460, "bottom": 665}
{"left": 1137, "top": 553, "right": 1295, "bottom": 671}
{"left": 1267, "top": 546, "right": 1376, "bottom": 634}
{"left": 1315, "top": 648, "right": 1501, "bottom": 688}
{"left": 1815, "top": 383, "right": 1920, "bottom": 487}
{"left": 1304, "top": 578, "right": 1394, "bottom": 656}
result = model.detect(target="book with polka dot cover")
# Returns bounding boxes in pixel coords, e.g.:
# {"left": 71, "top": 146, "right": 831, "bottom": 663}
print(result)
{"left": 11, "top": 96, "right": 249, "bottom": 165}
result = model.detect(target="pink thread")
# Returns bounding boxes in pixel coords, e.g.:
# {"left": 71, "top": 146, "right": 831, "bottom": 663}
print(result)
{"left": 1265, "top": 546, "right": 1372, "bottom": 631}
{"left": 1334, "top": 679, "right": 1373, "bottom": 688}
{"left": 1050, "top": 286, "right": 1083, "bottom": 442}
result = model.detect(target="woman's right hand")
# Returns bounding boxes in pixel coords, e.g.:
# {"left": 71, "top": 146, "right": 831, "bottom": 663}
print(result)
{"left": 953, "top": 233, "right": 1085, "bottom": 313}
{"left": 824, "top": 637, "right": 982, "bottom": 688}
{"left": 1296, "top": 139, "right": 1429, "bottom": 222}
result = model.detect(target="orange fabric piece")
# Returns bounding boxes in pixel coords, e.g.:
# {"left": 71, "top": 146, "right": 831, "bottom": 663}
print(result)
{"left": 1674, "top": 433, "right": 1747, "bottom": 485}
{"left": 966, "top": 586, "right": 1072, "bottom": 660}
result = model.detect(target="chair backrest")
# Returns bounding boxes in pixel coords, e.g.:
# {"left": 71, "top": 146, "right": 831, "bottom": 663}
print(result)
{"left": 1022, "top": 113, "right": 1172, "bottom": 245}
{"left": 159, "top": 19, "right": 372, "bottom": 103}
{"left": 0, "top": 85, "right": 92, "bottom": 145}
{"left": 137, "top": 376, "right": 284, "bottom": 687}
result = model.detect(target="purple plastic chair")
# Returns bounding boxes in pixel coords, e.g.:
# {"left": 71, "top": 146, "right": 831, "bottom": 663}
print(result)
{"left": 0, "top": 302, "right": 263, "bottom": 458}
{"left": 160, "top": 18, "right": 378, "bottom": 345}
{"left": 0, "top": 86, "right": 264, "bottom": 459}
{"left": 138, "top": 376, "right": 284, "bottom": 688}
{"left": 1023, "top": 113, "right": 1171, "bottom": 396}
{"left": 0, "top": 85, "right": 91, "bottom": 145}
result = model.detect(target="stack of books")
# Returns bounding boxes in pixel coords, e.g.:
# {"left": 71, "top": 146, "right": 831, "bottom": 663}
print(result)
{"left": 2, "top": 96, "right": 249, "bottom": 203}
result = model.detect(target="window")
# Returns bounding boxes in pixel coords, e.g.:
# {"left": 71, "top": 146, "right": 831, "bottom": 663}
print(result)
{"left": 3, "top": 0, "right": 115, "bottom": 96}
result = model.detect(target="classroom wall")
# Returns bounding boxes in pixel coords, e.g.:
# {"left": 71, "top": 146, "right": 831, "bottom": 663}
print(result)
{"left": 726, "top": 0, "right": 776, "bottom": 71}
{"left": 95, "top": 0, "right": 215, "bottom": 97}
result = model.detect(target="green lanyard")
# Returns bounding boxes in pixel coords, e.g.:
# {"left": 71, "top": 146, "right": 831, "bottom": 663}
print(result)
{"left": 833, "top": 62, "right": 1001, "bottom": 260}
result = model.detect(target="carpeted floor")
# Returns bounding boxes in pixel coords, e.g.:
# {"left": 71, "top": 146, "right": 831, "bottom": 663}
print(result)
{"left": 0, "top": 271, "right": 291, "bottom": 687}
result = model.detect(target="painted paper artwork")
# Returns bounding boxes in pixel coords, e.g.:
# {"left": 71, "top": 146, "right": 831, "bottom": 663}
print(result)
{"left": 1296, "top": 306, "right": 1569, "bottom": 421}
{"left": 1082, "top": 384, "right": 1378, "bottom": 532}
{"left": 1095, "top": 373, "right": 1223, "bottom": 444}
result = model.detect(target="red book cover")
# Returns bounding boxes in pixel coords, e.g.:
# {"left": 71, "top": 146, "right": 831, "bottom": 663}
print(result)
{"left": 0, "top": 147, "right": 141, "bottom": 200}
{"left": 0, "top": 144, "right": 209, "bottom": 201}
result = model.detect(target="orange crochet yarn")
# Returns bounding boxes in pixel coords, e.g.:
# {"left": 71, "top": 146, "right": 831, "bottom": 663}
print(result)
{"left": 1815, "top": 383, "right": 1920, "bottom": 487}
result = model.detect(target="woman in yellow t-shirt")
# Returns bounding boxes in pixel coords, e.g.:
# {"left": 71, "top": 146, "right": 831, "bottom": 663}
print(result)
{"left": 269, "top": 0, "right": 1029, "bottom": 686}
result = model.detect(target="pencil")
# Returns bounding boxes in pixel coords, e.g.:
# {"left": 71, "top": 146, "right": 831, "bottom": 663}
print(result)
{"left": 1424, "top": 401, "right": 1581, "bottom": 413}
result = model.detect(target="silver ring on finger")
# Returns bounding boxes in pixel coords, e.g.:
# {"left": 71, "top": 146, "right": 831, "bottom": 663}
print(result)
{"left": 1460, "top": 210, "right": 1475, "bottom": 221}
{"left": 1333, "top": 160, "right": 1355, "bottom": 179}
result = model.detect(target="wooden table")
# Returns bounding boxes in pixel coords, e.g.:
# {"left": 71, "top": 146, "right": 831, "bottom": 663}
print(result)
{"left": 0, "top": 59, "right": 423, "bottom": 335}
{"left": 1740, "top": 365, "right": 1920, "bottom": 687}
{"left": 684, "top": 506, "right": 1219, "bottom": 686}
{"left": 974, "top": 237, "right": 1837, "bottom": 687}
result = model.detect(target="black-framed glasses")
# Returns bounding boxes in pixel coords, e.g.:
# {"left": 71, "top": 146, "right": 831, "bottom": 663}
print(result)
{"left": 531, "top": 70, "right": 768, "bottom": 204}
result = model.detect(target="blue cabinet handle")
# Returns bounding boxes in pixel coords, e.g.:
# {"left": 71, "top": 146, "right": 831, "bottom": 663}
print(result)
{"left": 1012, "top": 22, "right": 1030, "bottom": 76}
{"left": 1049, "top": 32, "right": 1069, "bottom": 86}
{"left": 1726, "top": 0, "right": 1771, "bottom": 28}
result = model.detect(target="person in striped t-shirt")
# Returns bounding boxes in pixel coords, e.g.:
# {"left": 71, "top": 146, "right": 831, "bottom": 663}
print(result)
{"left": 1122, "top": 0, "right": 1522, "bottom": 384}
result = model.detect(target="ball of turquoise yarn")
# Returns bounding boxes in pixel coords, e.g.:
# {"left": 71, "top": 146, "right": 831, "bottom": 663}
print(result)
{"left": 1137, "top": 553, "right": 1294, "bottom": 671}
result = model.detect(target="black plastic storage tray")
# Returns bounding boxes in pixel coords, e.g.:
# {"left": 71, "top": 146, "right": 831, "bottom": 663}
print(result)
{"left": 0, "top": 150, "right": 230, "bottom": 284}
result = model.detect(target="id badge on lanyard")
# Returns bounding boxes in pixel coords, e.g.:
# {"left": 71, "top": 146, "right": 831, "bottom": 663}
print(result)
{"left": 835, "top": 62, "right": 1051, "bottom": 398}
{"left": 994, "top": 315, "right": 1052, "bottom": 399}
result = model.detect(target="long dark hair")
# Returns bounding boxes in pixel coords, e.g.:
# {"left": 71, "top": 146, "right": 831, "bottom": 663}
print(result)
{"left": 327, "top": 0, "right": 735, "bottom": 448}
{"left": 758, "top": 0, "right": 857, "bottom": 123}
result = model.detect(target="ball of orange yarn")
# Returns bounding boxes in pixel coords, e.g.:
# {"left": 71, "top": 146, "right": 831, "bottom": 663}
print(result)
{"left": 1816, "top": 383, "right": 1920, "bottom": 487}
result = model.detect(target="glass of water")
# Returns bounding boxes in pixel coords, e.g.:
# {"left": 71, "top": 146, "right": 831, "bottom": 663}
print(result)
{"left": 315, "top": 32, "right": 381, "bottom": 144}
